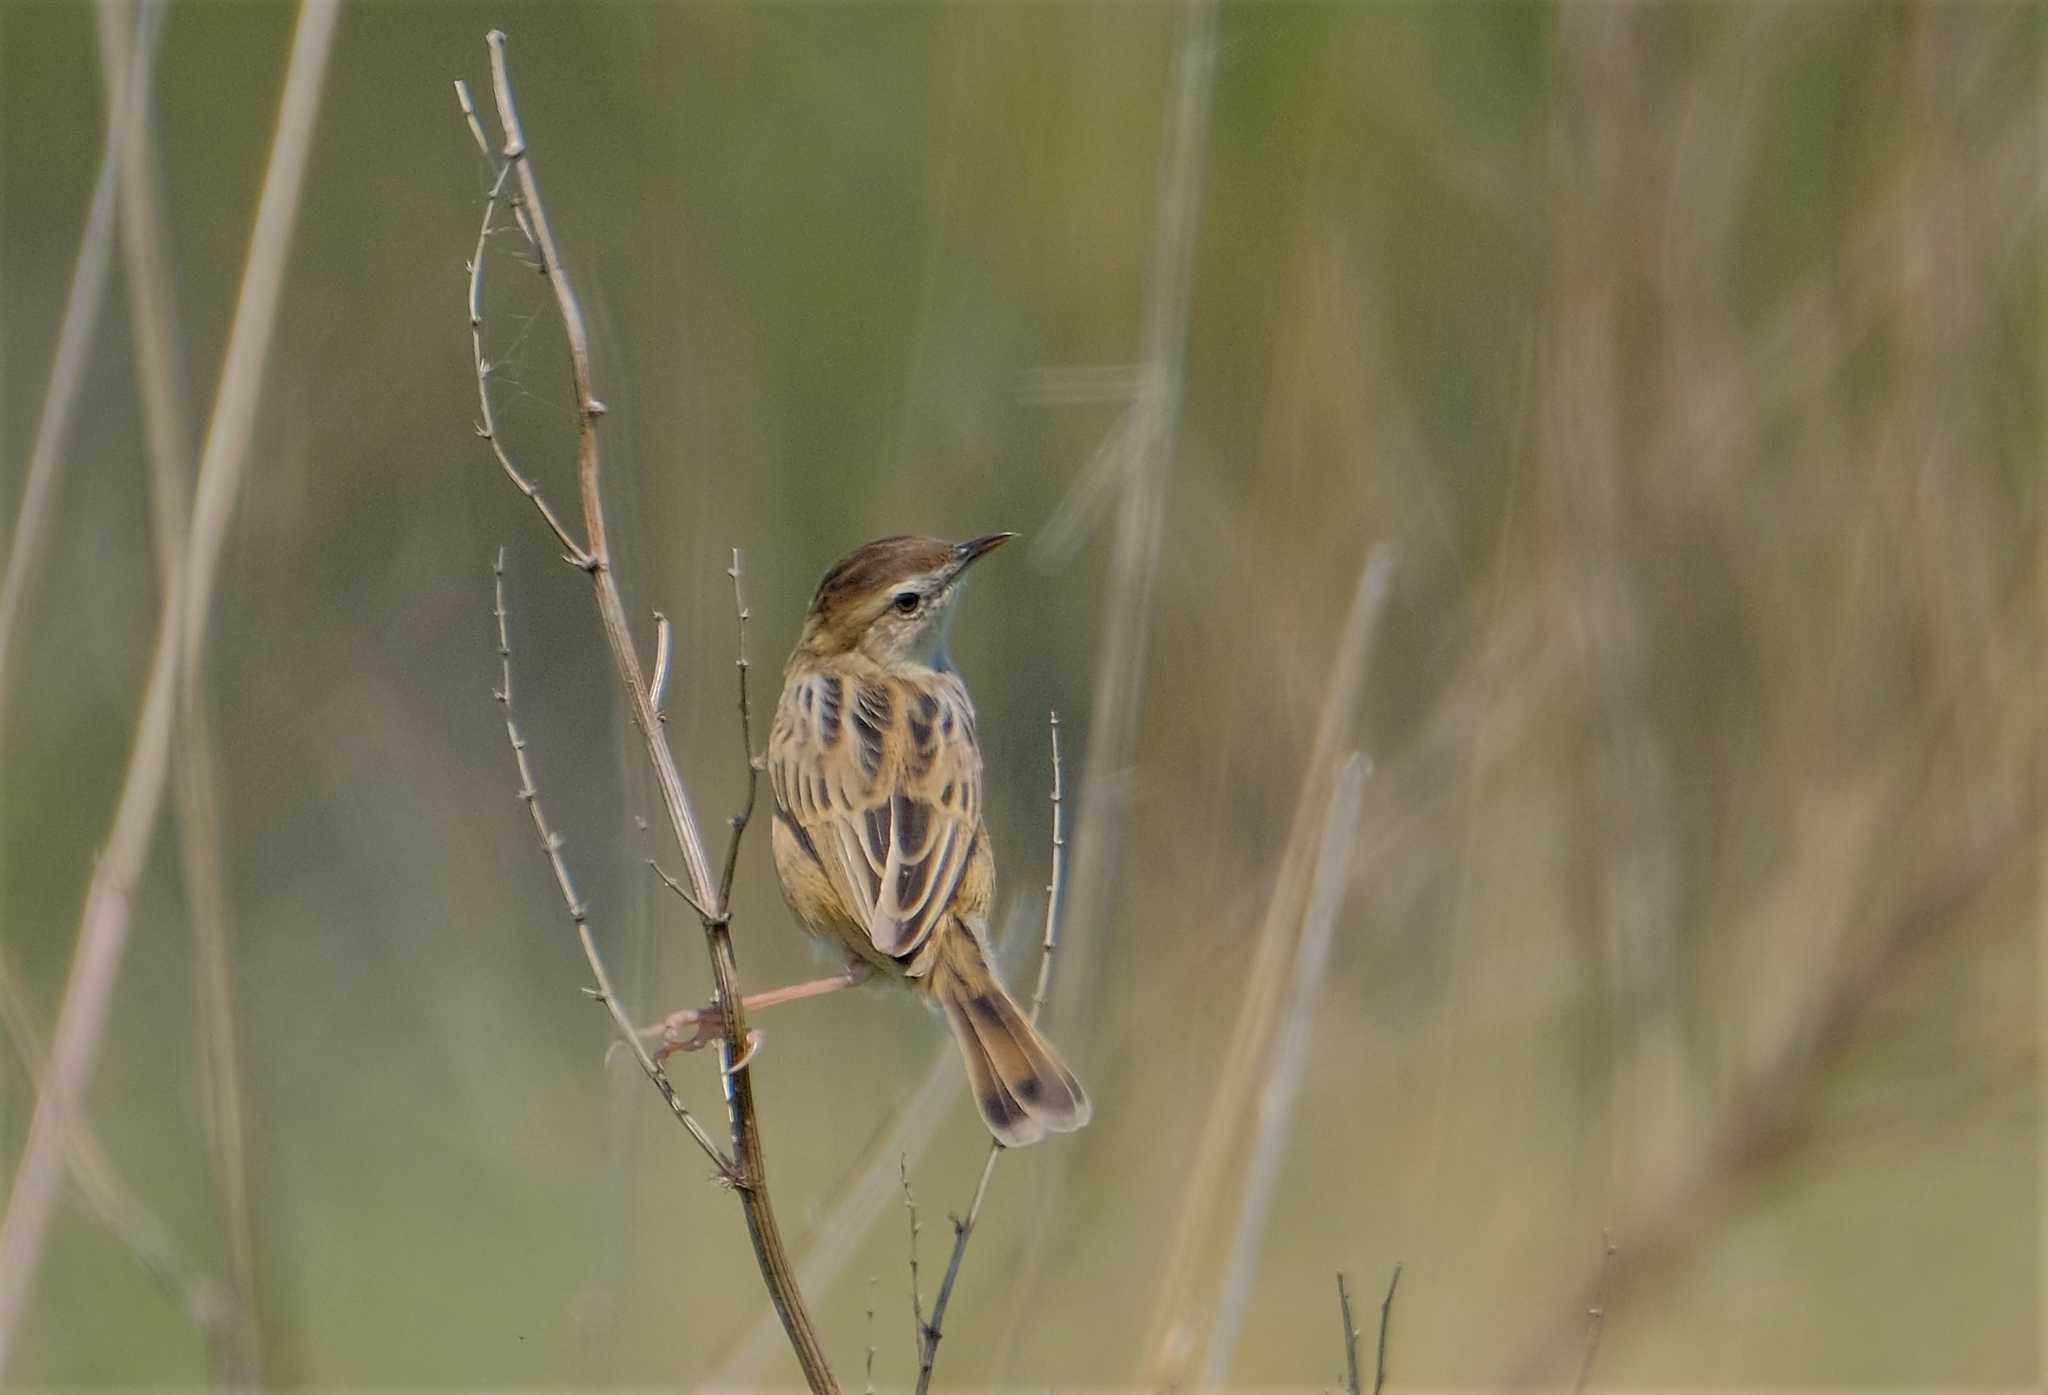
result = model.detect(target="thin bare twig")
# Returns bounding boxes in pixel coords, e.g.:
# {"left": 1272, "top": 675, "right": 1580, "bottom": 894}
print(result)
{"left": 915, "top": 1147, "right": 999, "bottom": 1395}
{"left": 455, "top": 76, "right": 536, "bottom": 250}
{"left": 911, "top": 713, "right": 1069, "bottom": 1395}
{"left": 464, "top": 35, "right": 833, "bottom": 1390}
{"left": 647, "top": 855, "right": 712, "bottom": 922}
{"left": 1571, "top": 1233, "right": 1617, "bottom": 1395}
{"left": 901, "top": 1157, "right": 926, "bottom": 1362}
{"left": 495, "top": 554, "right": 735, "bottom": 1179}
{"left": 1375, "top": 1262, "right": 1402, "bottom": 1395}
{"left": 458, "top": 107, "right": 590, "bottom": 568}
{"left": 649, "top": 611, "right": 673, "bottom": 719}
{"left": 1027, "top": 712, "right": 1068, "bottom": 1022}
{"left": 0, "top": 2, "right": 341, "bottom": 1370}
{"left": 717, "top": 548, "right": 759, "bottom": 914}
{"left": 1336, "top": 1272, "right": 1363, "bottom": 1395}
{"left": 864, "top": 1274, "right": 878, "bottom": 1395}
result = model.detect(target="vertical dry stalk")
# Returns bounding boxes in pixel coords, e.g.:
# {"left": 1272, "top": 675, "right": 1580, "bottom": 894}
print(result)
{"left": 0, "top": 0, "right": 340, "bottom": 1371}
{"left": 996, "top": 9, "right": 1219, "bottom": 1360}
{"left": 92, "top": 0, "right": 263, "bottom": 1381}
{"left": 1204, "top": 753, "right": 1370, "bottom": 1387}
{"left": 0, "top": 947, "right": 236, "bottom": 1344}
{"left": 1335, "top": 1272, "right": 1362, "bottom": 1395}
{"left": 863, "top": 1274, "right": 878, "bottom": 1395}
{"left": 900, "top": 1157, "right": 926, "bottom": 1364}
{"left": 462, "top": 34, "right": 834, "bottom": 1391}
{"left": 1374, "top": 1262, "right": 1400, "bottom": 1395}
{"left": 1053, "top": 0, "right": 1217, "bottom": 1033}
{"left": 1139, "top": 546, "right": 1396, "bottom": 1386}
{"left": 0, "top": 0, "right": 151, "bottom": 758}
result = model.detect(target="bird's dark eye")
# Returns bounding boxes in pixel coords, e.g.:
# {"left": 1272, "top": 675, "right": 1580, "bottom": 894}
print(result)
{"left": 892, "top": 591, "right": 921, "bottom": 615}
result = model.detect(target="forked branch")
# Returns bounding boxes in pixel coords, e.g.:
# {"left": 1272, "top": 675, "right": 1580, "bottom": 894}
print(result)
{"left": 460, "top": 33, "right": 834, "bottom": 1393}
{"left": 493, "top": 553, "right": 733, "bottom": 1179}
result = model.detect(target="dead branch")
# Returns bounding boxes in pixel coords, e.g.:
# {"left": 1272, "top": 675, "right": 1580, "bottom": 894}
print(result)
{"left": 460, "top": 33, "right": 834, "bottom": 1391}
{"left": 1374, "top": 1262, "right": 1401, "bottom": 1395}
{"left": 493, "top": 554, "right": 734, "bottom": 1177}
{"left": 0, "top": 1, "right": 340, "bottom": 1370}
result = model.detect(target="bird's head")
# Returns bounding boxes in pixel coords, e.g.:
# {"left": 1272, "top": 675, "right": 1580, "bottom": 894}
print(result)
{"left": 796, "top": 532, "right": 1014, "bottom": 668}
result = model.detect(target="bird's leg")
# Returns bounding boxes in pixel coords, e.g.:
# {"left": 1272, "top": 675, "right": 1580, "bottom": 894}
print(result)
{"left": 641, "top": 963, "right": 875, "bottom": 1068}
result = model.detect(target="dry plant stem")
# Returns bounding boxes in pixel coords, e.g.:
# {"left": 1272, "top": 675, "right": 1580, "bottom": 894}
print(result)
{"left": 0, "top": 0, "right": 151, "bottom": 762}
{"left": 0, "top": 1, "right": 340, "bottom": 1371}
{"left": 1374, "top": 1263, "right": 1401, "bottom": 1395}
{"left": 1571, "top": 1234, "right": 1616, "bottom": 1394}
{"left": 996, "top": 10, "right": 1216, "bottom": 1361}
{"left": 913, "top": 1147, "right": 999, "bottom": 1395}
{"left": 494, "top": 555, "right": 734, "bottom": 1178}
{"left": 1141, "top": 547, "right": 1396, "bottom": 1386}
{"left": 716, "top": 549, "right": 759, "bottom": 913}
{"left": 0, "top": 947, "right": 237, "bottom": 1344}
{"left": 649, "top": 611, "right": 673, "bottom": 719}
{"left": 459, "top": 140, "right": 589, "bottom": 569}
{"left": 1336, "top": 1272, "right": 1363, "bottom": 1395}
{"left": 863, "top": 1274, "right": 878, "bottom": 1395}
{"left": 909, "top": 713, "right": 1068, "bottom": 1395}
{"left": 1205, "top": 753, "right": 1370, "bottom": 1387}
{"left": 1055, "top": 0, "right": 1216, "bottom": 1036}
{"left": 94, "top": 0, "right": 264, "bottom": 1379}
{"left": 468, "top": 35, "right": 833, "bottom": 1391}
{"left": 900, "top": 1158, "right": 926, "bottom": 1361}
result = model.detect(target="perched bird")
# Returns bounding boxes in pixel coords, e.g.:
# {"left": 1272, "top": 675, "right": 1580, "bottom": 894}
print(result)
{"left": 758, "top": 534, "right": 1091, "bottom": 1147}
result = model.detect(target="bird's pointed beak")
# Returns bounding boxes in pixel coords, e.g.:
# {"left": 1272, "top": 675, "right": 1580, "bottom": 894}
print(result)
{"left": 948, "top": 532, "right": 1016, "bottom": 577}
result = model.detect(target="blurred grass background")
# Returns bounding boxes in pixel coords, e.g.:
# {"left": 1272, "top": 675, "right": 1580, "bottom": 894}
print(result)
{"left": 0, "top": 0, "right": 2039, "bottom": 1387}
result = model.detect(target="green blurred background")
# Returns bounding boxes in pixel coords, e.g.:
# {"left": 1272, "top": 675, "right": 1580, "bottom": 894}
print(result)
{"left": 0, "top": 0, "right": 2038, "bottom": 1387}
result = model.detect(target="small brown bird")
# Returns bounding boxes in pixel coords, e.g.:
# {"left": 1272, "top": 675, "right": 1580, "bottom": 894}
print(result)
{"left": 756, "top": 534, "right": 1091, "bottom": 1147}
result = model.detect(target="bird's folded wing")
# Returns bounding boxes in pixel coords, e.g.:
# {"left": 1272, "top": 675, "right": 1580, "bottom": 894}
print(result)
{"left": 773, "top": 672, "right": 982, "bottom": 962}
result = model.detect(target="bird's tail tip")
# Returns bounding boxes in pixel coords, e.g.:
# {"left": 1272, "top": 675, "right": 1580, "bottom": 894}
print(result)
{"left": 933, "top": 937, "right": 1090, "bottom": 1147}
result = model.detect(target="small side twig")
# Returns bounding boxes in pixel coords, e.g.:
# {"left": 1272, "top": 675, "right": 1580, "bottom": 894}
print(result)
{"left": 1571, "top": 1232, "right": 1617, "bottom": 1395}
{"left": 464, "top": 36, "right": 833, "bottom": 1391}
{"left": 1374, "top": 1262, "right": 1402, "bottom": 1395}
{"left": 1027, "top": 711, "right": 1067, "bottom": 1021}
{"left": 901, "top": 1157, "right": 927, "bottom": 1362}
{"left": 648, "top": 611, "right": 673, "bottom": 720}
{"left": 459, "top": 98, "right": 589, "bottom": 570}
{"left": 716, "top": 548, "right": 759, "bottom": 913}
{"left": 647, "top": 855, "right": 712, "bottom": 921}
{"left": 864, "top": 1274, "right": 878, "bottom": 1395}
{"left": 1336, "top": 1272, "right": 1362, "bottom": 1395}
{"left": 494, "top": 553, "right": 734, "bottom": 1180}
{"left": 912, "top": 712, "right": 1068, "bottom": 1395}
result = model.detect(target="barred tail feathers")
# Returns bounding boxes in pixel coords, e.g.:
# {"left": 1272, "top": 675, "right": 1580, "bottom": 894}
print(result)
{"left": 931, "top": 928, "right": 1090, "bottom": 1147}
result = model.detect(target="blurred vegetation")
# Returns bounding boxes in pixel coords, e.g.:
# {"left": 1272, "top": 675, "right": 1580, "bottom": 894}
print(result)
{"left": 0, "top": 0, "right": 2038, "bottom": 1387}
